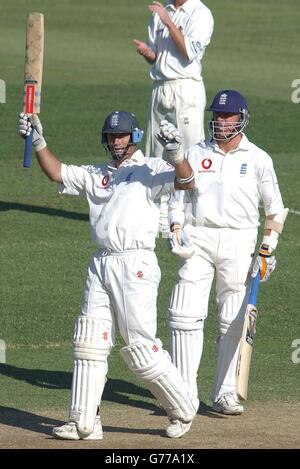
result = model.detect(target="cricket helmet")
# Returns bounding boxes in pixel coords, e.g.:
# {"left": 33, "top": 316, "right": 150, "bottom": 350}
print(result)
{"left": 208, "top": 90, "right": 249, "bottom": 141}
{"left": 101, "top": 110, "right": 143, "bottom": 145}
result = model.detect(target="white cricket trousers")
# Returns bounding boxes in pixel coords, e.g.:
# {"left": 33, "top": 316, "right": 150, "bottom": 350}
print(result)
{"left": 146, "top": 78, "right": 206, "bottom": 158}
{"left": 168, "top": 225, "right": 258, "bottom": 403}
{"left": 146, "top": 78, "right": 206, "bottom": 233}
{"left": 82, "top": 249, "right": 161, "bottom": 345}
{"left": 69, "top": 249, "right": 197, "bottom": 432}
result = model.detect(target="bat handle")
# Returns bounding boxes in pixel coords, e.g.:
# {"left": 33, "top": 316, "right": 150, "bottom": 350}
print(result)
{"left": 248, "top": 272, "right": 260, "bottom": 307}
{"left": 23, "top": 131, "right": 33, "bottom": 168}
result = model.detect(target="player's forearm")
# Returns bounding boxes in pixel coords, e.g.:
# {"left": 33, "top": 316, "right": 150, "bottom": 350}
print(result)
{"left": 166, "top": 22, "right": 188, "bottom": 59}
{"left": 133, "top": 39, "right": 156, "bottom": 64}
{"left": 263, "top": 214, "right": 275, "bottom": 237}
{"left": 144, "top": 54, "right": 156, "bottom": 65}
{"left": 149, "top": 2, "right": 188, "bottom": 59}
{"left": 261, "top": 208, "right": 289, "bottom": 252}
{"left": 35, "top": 146, "right": 62, "bottom": 183}
{"left": 174, "top": 160, "right": 194, "bottom": 190}
{"left": 137, "top": 46, "right": 156, "bottom": 64}
{"left": 142, "top": 46, "right": 156, "bottom": 64}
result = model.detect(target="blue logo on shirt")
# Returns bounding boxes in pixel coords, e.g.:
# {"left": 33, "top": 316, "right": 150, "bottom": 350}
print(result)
{"left": 125, "top": 172, "right": 133, "bottom": 182}
{"left": 240, "top": 163, "right": 247, "bottom": 175}
{"left": 192, "top": 41, "right": 202, "bottom": 55}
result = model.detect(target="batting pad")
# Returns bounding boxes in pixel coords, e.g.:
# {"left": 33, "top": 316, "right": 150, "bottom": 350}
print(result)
{"left": 121, "top": 341, "right": 196, "bottom": 422}
{"left": 69, "top": 316, "right": 111, "bottom": 435}
{"left": 168, "top": 282, "right": 204, "bottom": 404}
{"left": 169, "top": 282, "right": 208, "bottom": 329}
{"left": 211, "top": 292, "right": 245, "bottom": 402}
{"left": 170, "top": 328, "right": 203, "bottom": 406}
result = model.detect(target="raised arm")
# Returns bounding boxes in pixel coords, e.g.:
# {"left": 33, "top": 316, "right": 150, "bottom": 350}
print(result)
{"left": 149, "top": 2, "right": 188, "bottom": 59}
{"left": 158, "top": 120, "right": 194, "bottom": 190}
{"left": 19, "top": 113, "right": 62, "bottom": 183}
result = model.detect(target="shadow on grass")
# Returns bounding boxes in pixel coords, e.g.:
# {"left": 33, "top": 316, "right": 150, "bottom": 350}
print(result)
{"left": 0, "top": 363, "right": 160, "bottom": 413}
{"left": 0, "top": 364, "right": 224, "bottom": 420}
{"left": 0, "top": 200, "right": 88, "bottom": 222}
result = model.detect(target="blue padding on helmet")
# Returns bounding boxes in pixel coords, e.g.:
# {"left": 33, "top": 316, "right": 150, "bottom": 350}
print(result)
{"left": 132, "top": 129, "right": 144, "bottom": 144}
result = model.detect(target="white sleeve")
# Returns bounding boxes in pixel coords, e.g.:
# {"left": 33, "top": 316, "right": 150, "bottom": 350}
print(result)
{"left": 258, "top": 156, "right": 284, "bottom": 216}
{"left": 59, "top": 163, "right": 87, "bottom": 196}
{"left": 184, "top": 9, "right": 214, "bottom": 62}
{"left": 150, "top": 160, "right": 175, "bottom": 201}
{"left": 147, "top": 13, "right": 158, "bottom": 54}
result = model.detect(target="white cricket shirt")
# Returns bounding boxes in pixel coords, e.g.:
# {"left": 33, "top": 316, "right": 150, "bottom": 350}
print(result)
{"left": 148, "top": 0, "right": 214, "bottom": 81}
{"left": 59, "top": 150, "right": 175, "bottom": 251}
{"left": 175, "top": 135, "right": 284, "bottom": 229}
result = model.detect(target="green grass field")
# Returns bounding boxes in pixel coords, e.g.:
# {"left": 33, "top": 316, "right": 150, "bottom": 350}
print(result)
{"left": 1, "top": 0, "right": 300, "bottom": 423}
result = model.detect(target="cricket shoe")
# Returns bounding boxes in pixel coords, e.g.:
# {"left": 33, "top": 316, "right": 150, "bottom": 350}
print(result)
{"left": 52, "top": 417, "right": 103, "bottom": 440}
{"left": 166, "top": 419, "right": 192, "bottom": 438}
{"left": 212, "top": 393, "right": 244, "bottom": 415}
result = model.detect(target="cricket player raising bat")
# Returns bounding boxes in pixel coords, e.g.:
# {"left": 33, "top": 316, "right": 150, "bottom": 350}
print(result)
{"left": 19, "top": 110, "right": 198, "bottom": 440}
{"left": 167, "top": 90, "right": 288, "bottom": 415}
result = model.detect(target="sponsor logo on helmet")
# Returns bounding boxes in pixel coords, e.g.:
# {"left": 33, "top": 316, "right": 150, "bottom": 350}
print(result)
{"left": 110, "top": 112, "right": 120, "bottom": 127}
{"left": 219, "top": 93, "right": 227, "bottom": 105}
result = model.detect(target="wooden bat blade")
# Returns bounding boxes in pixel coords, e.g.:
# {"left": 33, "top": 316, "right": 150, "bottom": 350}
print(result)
{"left": 236, "top": 304, "right": 258, "bottom": 400}
{"left": 236, "top": 272, "right": 260, "bottom": 401}
{"left": 23, "top": 12, "right": 44, "bottom": 168}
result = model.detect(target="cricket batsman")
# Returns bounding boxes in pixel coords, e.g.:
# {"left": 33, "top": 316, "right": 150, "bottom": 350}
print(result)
{"left": 19, "top": 110, "right": 198, "bottom": 439}
{"left": 167, "top": 90, "right": 288, "bottom": 414}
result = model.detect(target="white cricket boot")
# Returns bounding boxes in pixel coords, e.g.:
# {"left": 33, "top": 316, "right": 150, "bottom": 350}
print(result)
{"left": 166, "top": 419, "right": 192, "bottom": 438}
{"left": 212, "top": 393, "right": 244, "bottom": 415}
{"left": 52, "top": 416, "right": 103, "bottom": 440}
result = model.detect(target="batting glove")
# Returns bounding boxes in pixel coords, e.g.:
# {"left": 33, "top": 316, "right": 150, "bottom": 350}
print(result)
{"left": 168, "top": 224, "right": 195, "bottom": 259}
{"left": 156, "top": 120, "right": 184, "bottom": 165}
{"left": 19, "top": 113, "right": 47, "bottom": 151}
{"left": 251, "top": 244, "right": 276, "bottom": 282}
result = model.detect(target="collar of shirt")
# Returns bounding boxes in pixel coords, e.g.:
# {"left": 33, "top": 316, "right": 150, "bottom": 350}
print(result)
{"left": 107, "top": 150, "right": 145, "bottom": 172}
{"left": 207, "top": 134, "right": 251, "bottom": 155}
{"left": 166, "top": 0, "right": 199, "bottom": 13}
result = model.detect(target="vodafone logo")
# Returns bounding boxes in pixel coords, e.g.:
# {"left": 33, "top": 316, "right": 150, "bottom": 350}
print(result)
{"left": 101, "top": 175, "right": 109, "bottom": 187}
{"left": 201, "top": 159, "right": 212, "bottom": 170}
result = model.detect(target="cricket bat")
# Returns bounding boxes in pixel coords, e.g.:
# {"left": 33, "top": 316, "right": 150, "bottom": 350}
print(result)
{"left": 23, "top": 12, "right": 44, "bottom": 168}
{"left": 236, "top": 272, "right": 260, "bottom": 401}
